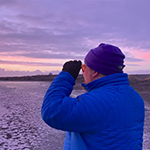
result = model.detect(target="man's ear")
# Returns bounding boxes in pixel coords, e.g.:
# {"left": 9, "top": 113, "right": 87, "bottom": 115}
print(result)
{"left": 92, "top": 71, "right": 99, "bottom": 78}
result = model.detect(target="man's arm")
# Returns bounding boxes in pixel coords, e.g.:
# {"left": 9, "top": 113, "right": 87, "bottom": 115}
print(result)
{"left": 41, "top": 72, "right": 109, "bottom": 132}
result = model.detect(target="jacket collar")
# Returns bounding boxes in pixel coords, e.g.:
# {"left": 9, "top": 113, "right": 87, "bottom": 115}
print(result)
{"left": 81, "top": 73, "right": 129, "bottom": 92}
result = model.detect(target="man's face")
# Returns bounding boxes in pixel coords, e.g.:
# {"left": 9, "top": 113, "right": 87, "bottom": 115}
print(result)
{"left": 82, "top": 64, "right": 95, "bottom": 84}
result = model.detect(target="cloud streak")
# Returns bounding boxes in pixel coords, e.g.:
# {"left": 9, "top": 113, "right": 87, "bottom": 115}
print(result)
{"left": 0, "top": 60, "right": 61, "bottom": 66}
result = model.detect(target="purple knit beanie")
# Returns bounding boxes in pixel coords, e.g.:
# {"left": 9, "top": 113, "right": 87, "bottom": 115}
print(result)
{"left": 84, "top": 43, "right": 125, "bottom": 75}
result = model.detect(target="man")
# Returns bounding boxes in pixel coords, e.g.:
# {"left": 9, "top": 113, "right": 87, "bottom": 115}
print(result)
{"left": 41, "top": 43, "right": 145, "bottom": 150}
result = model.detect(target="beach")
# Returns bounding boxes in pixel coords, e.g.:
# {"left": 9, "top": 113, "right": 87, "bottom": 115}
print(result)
{"left": 0, "top": 75, "right": 150, "bottom": 150}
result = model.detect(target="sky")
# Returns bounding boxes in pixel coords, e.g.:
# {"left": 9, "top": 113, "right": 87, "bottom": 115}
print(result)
{"left": 0, "top": 0, "right": 150, "bottom": 77}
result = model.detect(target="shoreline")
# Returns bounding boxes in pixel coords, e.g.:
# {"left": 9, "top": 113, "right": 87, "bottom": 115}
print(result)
{"left": 0, "top": 74, "right": 149, "bottom": 82}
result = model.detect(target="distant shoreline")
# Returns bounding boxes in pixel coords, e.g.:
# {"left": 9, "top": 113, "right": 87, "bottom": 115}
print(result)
{"left": 0, "top": 75, "right": 57, "bottom": 82}
{"left": 0, "top": 74, "right": 84, "bottom": 83}
{"left": 0, "top": 74, "right": 149, "bottom": 82}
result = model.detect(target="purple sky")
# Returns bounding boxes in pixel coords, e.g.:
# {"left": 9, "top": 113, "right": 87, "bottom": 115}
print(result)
{"left": 0, "top": 0, "right": 150, "bottom": 76}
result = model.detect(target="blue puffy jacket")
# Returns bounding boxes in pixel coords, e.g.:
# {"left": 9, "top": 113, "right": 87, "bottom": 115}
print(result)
{"left": 41, "top": 71, "right": 145, "bottom": 150}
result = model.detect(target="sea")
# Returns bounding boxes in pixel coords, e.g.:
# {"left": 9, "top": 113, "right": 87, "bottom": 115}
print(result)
{"left": 0, "top": 81, "right": 149, "bottom": 150}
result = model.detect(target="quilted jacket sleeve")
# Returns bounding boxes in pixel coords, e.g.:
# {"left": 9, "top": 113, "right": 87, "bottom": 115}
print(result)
{"left": 41, "top": 71, "right": 110, "bottom": 132}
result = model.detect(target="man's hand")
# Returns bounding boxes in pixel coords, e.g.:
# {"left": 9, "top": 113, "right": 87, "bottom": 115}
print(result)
{"left": 62, "top": 60, "right": 82, "bottom": 80}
